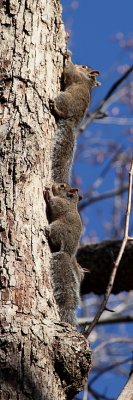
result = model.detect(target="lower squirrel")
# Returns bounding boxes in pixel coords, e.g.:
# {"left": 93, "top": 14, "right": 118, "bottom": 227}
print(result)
{"left": 44, "top": 182, "right": 84, "bottom": 325}
{"left": 51, "top": 61, "right": 101, "bottom": 184}
{"left": 44, "top": 182, "right": 82, "bottom": 256}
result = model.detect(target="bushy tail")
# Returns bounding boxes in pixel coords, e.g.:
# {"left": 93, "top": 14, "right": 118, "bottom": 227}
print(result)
{"left": 52, "top": 120, "right": 75, "bottom": 184}
{"left": 51, "top": 252, "right": 80, "bottom": 325}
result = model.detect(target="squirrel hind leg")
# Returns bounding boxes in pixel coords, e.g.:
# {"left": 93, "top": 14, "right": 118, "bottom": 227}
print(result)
{"left": 47, "top": 224, "right": 63, "bottom": 253}
{"left": 59, "top": 308, "right": 77, "bottom": 326}
{"left": 45, "top": 227, "right": 60, "bottom": 252}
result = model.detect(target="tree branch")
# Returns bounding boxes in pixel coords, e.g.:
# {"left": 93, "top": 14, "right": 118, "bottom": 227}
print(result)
{"left": 78, "top": 315, "right": 133, "bottom": 327}
{"left": 78, "top": 239, "right": 133, "bottom": 295}
{"left": 82, "top": 159, "right": 133, "bottom": 337}
{"left": 89, "top": 356, "right": 132, "bottom": 386}
{"left": 79, "top": 185, "right": 128, "bottom": 211}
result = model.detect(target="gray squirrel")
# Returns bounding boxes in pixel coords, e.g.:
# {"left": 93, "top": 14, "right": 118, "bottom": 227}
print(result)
{"left": 44, "top": 182, "right": 84, "bottom": 324}
{"left": 45, "top": 61, "right": 100, "bottom": 325}
{"left": 44, "top": 183, "right": 82, "bottom": 256}
{"left": 51, "top": 61, "right": 101, "bottom": 183}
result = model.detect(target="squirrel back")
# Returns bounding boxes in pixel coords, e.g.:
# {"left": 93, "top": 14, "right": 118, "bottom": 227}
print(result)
{"left": 44, "top": 183, "right": 82, "bottom": 257}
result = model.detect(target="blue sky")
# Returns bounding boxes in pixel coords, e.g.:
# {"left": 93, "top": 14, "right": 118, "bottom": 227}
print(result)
{"left": 62, "top": 0, "right": 133, "bottom": 101}
{"left": 61, "top": 1, "right": 133, "bottom": 399}
{"left": 62, "top": 0, "right": 133, "bottom": 243}
{"left": 62, "top": 0, "right": 133, "bottom": 73}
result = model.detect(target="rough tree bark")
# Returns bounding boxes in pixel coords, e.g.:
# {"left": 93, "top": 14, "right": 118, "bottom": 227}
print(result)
{"left": 0, "top": 1, "right": 91, "bottom": 399}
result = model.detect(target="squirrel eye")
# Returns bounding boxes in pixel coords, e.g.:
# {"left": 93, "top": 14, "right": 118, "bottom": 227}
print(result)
{"left": 60, "top": 184, "right": 65, "bottom": 188}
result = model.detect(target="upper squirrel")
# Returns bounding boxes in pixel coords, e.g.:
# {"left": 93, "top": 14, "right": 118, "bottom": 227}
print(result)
{"left": 51, "top": 61, "right": 101, "bottom": 184}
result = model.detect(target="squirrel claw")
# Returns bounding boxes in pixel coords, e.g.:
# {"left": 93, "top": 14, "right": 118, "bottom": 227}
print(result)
{"left": 49, "top": 99, "right": 55, "bottom": 113}
{"left": 45, "top": 226, "right": 49, "bottom": 240}
{"left": 43, "top": 187, "right": 50, "bottom": 202}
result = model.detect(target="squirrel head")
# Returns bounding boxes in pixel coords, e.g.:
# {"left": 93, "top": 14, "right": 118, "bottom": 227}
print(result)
{"left": 52, "top": 183, "right": 82, "bottom": 202}
{"left": 52, "top": 182, "right": 71, "bottom": 198}
{"left": 64, "top": 62, "right": 101, "bottom": 89}
{"left": 77, "top": 65, "right": 101, "bottom": 88}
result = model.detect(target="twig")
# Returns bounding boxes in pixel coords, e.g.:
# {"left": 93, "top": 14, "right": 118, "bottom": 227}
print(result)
{"left": 94, "top": 338, "right": 133, "bottom": 354}
{"left": 89, "top": 356, "right": 132, "bottom": 386}
{"left": 83, "top": 380, "right": 89, "bottom": 400}
{"left": 78, "top": 315, "right": 133, "bottom": 326}
{"left": 88, "top": 384, "right": 115, "bottom": 400}
{"left": 94, "top": 117, "right": 133, "bottom": 126}
{"left": 97, "top": 83, "right": 132, "bottom": 111}
{"left": 84, "top": 159, "right": 133, "bottom": 338}
{"left": 80, "top": 65, "right": 133, "bottom": 132}
{"left": 80, "top": 146, "right": 123, "bottom": 199}
{"left": 79, "top": 185, "right": 128, "bottom": 211}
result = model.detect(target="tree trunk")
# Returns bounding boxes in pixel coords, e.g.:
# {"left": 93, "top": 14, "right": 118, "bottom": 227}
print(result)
{"left": 0, "top": 1, "right": 91, "bottom": 399}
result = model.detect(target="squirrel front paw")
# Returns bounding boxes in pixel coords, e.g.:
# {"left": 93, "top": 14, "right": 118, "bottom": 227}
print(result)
{"left": 49, "top": 99, "right": 59, "bottom": 118}
{"left": 43, "top": 187, "right": 50, "bottom": 203}
{"left": 49, "top": 99, "right": 55, "bottom": 112}
{"left": 64, "top": 49, "right": 72, "bottom": 64}
{"left": 45, "top": 226, "right": 50, "bottom": 240}
{"left": 49, "top": 98, "right": 64, "bottom": 119}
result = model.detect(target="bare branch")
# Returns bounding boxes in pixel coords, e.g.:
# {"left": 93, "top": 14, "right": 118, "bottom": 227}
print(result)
{"left": 78, "top": 145, "right": 123, "bottom": 204}
{"left": 78, "top": 315, "right": 133, "bottom": 327}
{"left": 95, "top": 83, "right": 132, "bottom": 112}
{"left": 94, "top": 117, "right": 133, "bottom": 126}
{"left": 94, "top": 338, "right": 133, "bottom": 355}
{"left": 89, "top": 356, "right": 132, "bottom": 386}
{"left": 115, "top": 159, "right": 133, "bottom": 265}
{"left": 78, "top": 240, "right": 133, "bottom": 295}
{"left": 88, "top": 384, "right": 115, "bottom": 400}
{"left": 83, "top": 159, "right": 133, "bottom": 338}
{"left": 79, "top": 185, "right": 128, "bottom": 211}
{"left": 83, "top": 381, "right": 89, "bottom": 400}
{"left": 101, "top": 66, "right": 133, "bottom": 104}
